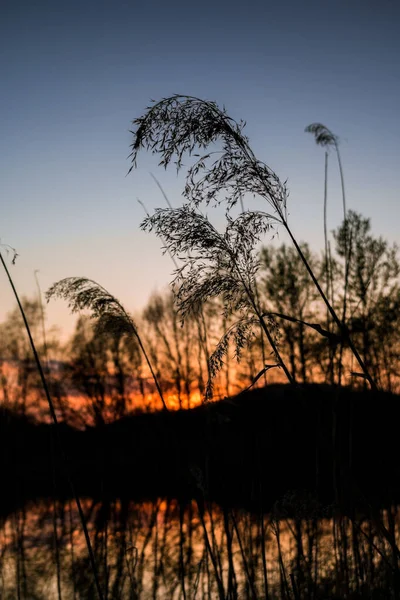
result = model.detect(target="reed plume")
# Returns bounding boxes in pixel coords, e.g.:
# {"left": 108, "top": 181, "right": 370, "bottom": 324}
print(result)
{"left": 47, "top": 277, "right": 168, "bottom": 411}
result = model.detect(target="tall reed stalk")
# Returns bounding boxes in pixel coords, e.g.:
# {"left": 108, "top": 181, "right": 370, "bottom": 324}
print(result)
{"left": 0, "top": 250, "right": 105, "bottom": 600}
{"left": 305, "top": 123, "right": 351, "bottom": 386}
{"left": 129, "top": 94, "right": 377, "bottom": 390}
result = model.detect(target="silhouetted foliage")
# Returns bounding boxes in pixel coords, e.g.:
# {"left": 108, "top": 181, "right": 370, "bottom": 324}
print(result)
{"left": 1, "top": 94, "right": 400, "bottom": 599}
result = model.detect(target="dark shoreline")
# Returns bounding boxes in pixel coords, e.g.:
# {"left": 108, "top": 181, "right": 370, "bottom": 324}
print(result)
{"left": 1, "top": 384, "right": 399, "bottom": 517}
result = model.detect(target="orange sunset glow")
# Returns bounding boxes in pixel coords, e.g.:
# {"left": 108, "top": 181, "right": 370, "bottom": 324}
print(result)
{"left": 2, "top": 1, "right": 400, "bottom": 597}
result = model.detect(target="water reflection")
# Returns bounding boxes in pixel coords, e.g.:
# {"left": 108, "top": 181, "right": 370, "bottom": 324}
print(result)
{"left": 1, "top": 498, "right": 398, "bottom": 599}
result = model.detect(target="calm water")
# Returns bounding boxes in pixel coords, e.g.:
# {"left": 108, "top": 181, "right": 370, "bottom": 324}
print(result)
{"left": 1, "top": 498, "right": 398, "bottom": 599}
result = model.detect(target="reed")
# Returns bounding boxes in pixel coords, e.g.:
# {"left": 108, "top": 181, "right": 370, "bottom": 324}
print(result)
{"left": 0, "top": 248, "right": 104, "bottom": 600}
{"left": 129, "top": 94, "right": 377, "bottom": 391}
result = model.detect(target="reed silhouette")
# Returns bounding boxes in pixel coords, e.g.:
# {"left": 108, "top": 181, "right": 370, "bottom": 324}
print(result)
{"left": 1, "top": 95, "right": 400, "bottom": 598}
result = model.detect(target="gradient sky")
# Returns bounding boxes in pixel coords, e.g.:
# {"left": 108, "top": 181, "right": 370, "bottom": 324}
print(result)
{"left": 1, "top": 0, "right": 399, "bottom": 338}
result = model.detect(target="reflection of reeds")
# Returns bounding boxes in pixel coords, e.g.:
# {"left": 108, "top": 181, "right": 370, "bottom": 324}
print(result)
{"left": 2, "top": 498, "right": 400, "bottom": 598}
{"left": 3, "top": 381, "right": 400, "bottom": 595}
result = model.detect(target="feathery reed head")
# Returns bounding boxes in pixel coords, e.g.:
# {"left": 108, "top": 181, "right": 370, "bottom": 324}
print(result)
{"left": 46, "top": 277, "right": 136, "bottom": 337}
{"left": 141, "top": 205, "right": 272, "bottom": 319}
{"left": 130, "top": 94, "right": 288, "bottom": 215}
{"left": 129, "top": 94, "right": 241, "bottom": 171}
{"left": 205, "top": 317, "right": 259, "bottom": 400}
{"left": 141, "top": 204, "right": 280, "bottom": 399}
{"left": 305, "top": 123, "right": 338, "bottom": 148}
{"left": 0, "top": 243, "right": 19, "bottom": 265}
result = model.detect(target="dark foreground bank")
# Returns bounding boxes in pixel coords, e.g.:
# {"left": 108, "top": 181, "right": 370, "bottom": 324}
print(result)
{"left": 1, "top": 384, "right": 398, "bottom": 517}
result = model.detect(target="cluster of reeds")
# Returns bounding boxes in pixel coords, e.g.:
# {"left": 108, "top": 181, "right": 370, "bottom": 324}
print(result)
{"left": 1, "top": 93, "right": 399, "bottom": 599}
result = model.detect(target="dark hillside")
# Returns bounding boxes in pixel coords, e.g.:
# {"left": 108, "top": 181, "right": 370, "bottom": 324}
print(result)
{"left": 1, "top": 384, "right": 398, "bottom": 516}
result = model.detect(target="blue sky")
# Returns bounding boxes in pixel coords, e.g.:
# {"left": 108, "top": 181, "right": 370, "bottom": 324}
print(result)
{"left": 1, "top": 0, "right": 399, "bottom": 336}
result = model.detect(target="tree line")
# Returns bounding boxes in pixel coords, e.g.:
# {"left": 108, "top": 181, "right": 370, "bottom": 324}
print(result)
{"left": 0, "top": 210, "right": 399, "bottom": 426}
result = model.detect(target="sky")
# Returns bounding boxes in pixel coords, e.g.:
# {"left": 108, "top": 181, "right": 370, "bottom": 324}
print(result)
{"left": 1, "top": 0, "right": 399, "bottom": 338}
